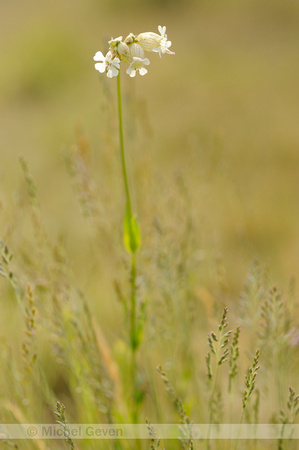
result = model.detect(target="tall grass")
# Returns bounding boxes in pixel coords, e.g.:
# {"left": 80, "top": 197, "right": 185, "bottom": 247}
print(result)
{"left": 1, "top": 124, "right": 298, "bottom": 449}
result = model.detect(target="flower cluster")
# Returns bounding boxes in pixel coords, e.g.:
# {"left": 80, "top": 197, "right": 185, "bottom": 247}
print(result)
{"left": 93, "top": 25, "right": 174, "bottom": 78}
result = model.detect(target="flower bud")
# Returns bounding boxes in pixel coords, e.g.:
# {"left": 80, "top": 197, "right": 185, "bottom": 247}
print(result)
{"left": 124, "top": 33, "right": 136, "bottom": 45}
{"left": 117, "top": 42, "right": 130, "bottom": 59}
{"left": 108, "top": 36, "right": 123, "bottom": 48}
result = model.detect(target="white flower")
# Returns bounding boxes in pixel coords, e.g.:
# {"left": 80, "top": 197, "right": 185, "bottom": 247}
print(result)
{"left": 108, "top": 36, "right": 123, "bottom": 47}
{"left": 154, "top": 38, "right": 174, "bottom": 58}
{"left": 153, "top": 25, "right": 175, "bottom": 58}
{"left": 137, "top": 25, "right": 174, "bottom": 58}
{"left": 126, "top": 57, "right": 150, "bottom": 77}
{"left": 93, "top": 50, "right": 120, "bottom": 78}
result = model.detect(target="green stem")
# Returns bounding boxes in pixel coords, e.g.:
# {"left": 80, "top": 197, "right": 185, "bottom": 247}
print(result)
{"left": 130, "top": 254, "right": 138, "bottom": 423}
{"left": 117, "top": 71, "right": 132, "bottom": 215}
{"left": 234, "top": 409, "right": 245, "bottom": 450}
{"left": 116, "top": 71, "right": 139, "bottom": 427}
{"left": 206, "top": 367, "right": 219, "bottom": 450}
{"left": 130, "top": 255, "right": 137, "bottom": 351}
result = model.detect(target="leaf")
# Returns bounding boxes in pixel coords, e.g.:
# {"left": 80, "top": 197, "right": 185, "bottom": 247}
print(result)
{"left": 123, "top": 207, "right": 141, "bottom": 254}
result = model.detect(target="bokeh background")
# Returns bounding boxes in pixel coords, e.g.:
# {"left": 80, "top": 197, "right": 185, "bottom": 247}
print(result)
{"left": 1, "top": 0, "right": 299, "bottom": 340}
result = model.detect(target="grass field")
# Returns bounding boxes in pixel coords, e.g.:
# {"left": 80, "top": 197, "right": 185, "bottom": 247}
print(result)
{"left": 1, "top": 0, "right": 299, "bottom": 448}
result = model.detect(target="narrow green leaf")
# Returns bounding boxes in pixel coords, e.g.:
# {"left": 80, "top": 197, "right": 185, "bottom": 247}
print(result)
{"left": 123, "top": 207, "right": 141, "bottom": 254}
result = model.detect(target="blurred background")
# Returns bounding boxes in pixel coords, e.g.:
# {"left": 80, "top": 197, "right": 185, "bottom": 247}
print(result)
{"left": 1, "top": 0, "right": 299, "bottom": 307}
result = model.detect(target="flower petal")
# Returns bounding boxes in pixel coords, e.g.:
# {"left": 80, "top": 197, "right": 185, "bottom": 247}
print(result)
{"left": 93, "top": 51, "right": 105, "bottom": 62}
{"left": 112, "top": 58, "right": 121, "bottom": 69}
{"left": 126, "top": 66, "right": 136, "bottom": 77}
{"left": 139, "top": 67, "right": 148, "bottom": 76}
{"left": 95, "top": 62, "right": 106, "bottom": 73}
{"left": 111, "top": 66, "right": 119, "bottom": 77}
{"left": 158, "top": 25, "right": 166, "bottom": 37}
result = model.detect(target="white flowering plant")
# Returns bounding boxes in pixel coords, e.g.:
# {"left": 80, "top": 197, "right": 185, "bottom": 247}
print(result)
{"left": 93, "top": 25, "right": 174, "bottom": 423}
{"left": 93, "top": 25, "right": 174, "bottom": 78}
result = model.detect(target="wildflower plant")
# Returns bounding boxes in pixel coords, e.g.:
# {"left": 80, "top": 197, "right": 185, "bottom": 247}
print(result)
{"left": 93, "top": 26, "right": 174, "bottom": 423}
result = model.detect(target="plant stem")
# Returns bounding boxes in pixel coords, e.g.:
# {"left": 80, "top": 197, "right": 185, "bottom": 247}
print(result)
{"left": 116, "top": 71, "right": 139, "bottom": 425}
{"left": 130, "top": 254, "right": 138, "bottom": 423}
{"left": 206, "top": 367, "right": 219, "bottom": 450}
{"left": 117, "top": 71, "right": 132, "bottom": 215}
{"left": 234, "top": 409, "right": 245, "bottom": 450}
{"left": 130, "top": 255, "right": 137, "bottom": 352}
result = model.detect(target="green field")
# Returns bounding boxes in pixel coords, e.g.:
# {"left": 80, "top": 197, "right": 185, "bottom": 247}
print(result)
{"left": 1, "top": 0, "right": 299, "bottom": 448}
